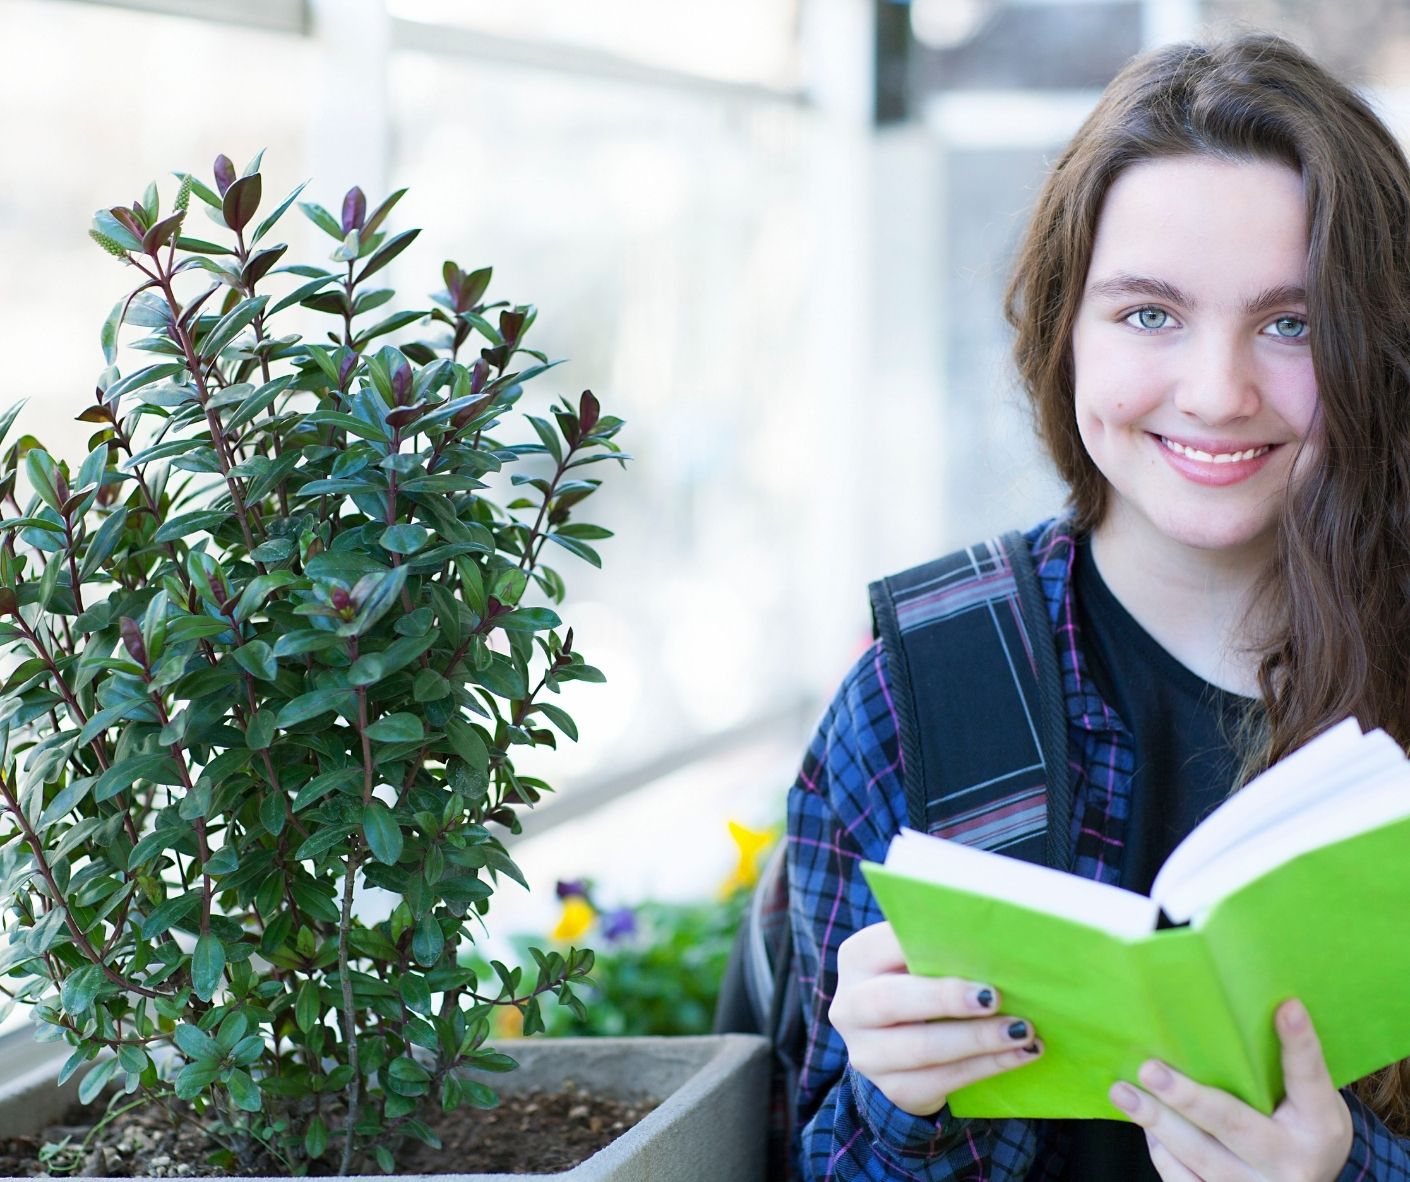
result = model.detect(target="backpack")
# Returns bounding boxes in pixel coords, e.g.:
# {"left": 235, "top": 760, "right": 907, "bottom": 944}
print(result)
{"left": 713, "top": 529, "right": 1074, "bottom": 1181}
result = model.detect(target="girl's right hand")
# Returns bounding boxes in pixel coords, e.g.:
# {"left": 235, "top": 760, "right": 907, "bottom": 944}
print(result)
{"left": 828, "top": 921, "right": 1044, "bottom": 1117}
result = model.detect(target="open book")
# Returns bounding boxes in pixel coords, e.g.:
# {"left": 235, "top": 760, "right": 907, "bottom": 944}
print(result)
{"left": 859, "top": 718, "right": 1410, "bottom": 1120}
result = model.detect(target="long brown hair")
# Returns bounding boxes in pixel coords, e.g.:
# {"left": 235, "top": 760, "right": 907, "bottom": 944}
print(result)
{"left": 1005, "top": 33, "right": 1410, "bottom": 1131}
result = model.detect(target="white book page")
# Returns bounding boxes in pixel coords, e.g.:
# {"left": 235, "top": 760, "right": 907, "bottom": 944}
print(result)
{"left": 1156, "top": 764, "right": 1410, "bottom": 923}
{"left": 1150, "top": 719, "right": 1397, "bottom": 905}
{"left": 884, "top": 828, "right": 1160, "bottom": 940}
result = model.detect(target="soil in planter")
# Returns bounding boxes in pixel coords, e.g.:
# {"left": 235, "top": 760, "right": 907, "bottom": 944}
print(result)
{"left": 0, "top": 1081, "right": 657, "bottom": 1177}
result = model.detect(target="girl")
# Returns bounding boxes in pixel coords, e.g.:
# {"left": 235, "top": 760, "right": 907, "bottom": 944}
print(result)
{"left": 787, "top": 32, "right": 1410, "bottom": 1181}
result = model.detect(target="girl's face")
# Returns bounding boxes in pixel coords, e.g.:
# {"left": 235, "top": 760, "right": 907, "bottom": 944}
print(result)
{"left": 1070, "top": 155, "right": 1318, "bottom": 566}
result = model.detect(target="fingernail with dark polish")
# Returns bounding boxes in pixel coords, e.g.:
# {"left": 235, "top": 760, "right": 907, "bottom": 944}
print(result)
{"left": 976, "top": 988, "right": 994, "bottom": 1009}
{"left": 1022, "top": 1040, "right": 1042, "bottom": 1056}
{"left": 1007, "top": 1020, "right": 1029, "bottom": 1041}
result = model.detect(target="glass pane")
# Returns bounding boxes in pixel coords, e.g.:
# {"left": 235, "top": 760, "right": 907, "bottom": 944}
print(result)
{"left": 390, "top": 0, "right": 801, "bottom": 89}
{"left": 389, "top": 47, "right": 838, "bottom": 788}
{"left": 0, "top": 0, "right": 316, "bottom": 455}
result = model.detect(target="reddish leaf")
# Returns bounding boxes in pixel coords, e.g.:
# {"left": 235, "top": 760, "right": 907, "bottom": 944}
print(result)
{"left": 341, "top": 186, "right": 366, "bottom": 233}
{"left": 120, "top": 616, "right": 147, "bottom": 666}
{"left": 579, "top": 390, "right": 600, "bottom": 434}
{"left": 222, "top": 174, "right": 262, "bottom": 234}
{"left": 213, "top": 154, "right": 236, "bottom": 196}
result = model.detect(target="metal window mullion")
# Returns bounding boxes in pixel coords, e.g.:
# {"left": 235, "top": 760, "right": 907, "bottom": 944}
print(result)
{"left": 52, "top": 0, "right": 310, "bottom": 34}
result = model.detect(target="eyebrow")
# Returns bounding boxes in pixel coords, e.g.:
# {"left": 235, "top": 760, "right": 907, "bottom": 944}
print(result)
{"left": 1085, "top": 273, "right": 1307, "bottom": 315}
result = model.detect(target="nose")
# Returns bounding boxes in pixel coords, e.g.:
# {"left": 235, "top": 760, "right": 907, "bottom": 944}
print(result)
{"left": 1172, "top": 332, "right": 1262, "bottom": 426}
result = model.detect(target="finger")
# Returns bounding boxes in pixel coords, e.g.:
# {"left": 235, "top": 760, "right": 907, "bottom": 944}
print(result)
{"left": 1276, "top": 999, "right": 1337, "bottom": 1111}
{"left": 850, "top": 1015, "right": 1039, "bottom": 1074}
{"left": 872, "top": 1040, "right": 1044, "bottom": 1117}
{"left": 1145, "top": 1132, "right": 1205, "bottom": 1182}
{"left": 836, "top": 922, "right": 909, "bottom": 975}
{"left": 834, "top": 971, "right": 1000, "bottom": 1027}
{"left": 1110, "top": 1082, "right": 1255, "bottom": 1182}
{"left": 1134, "top": 1060, "right": 1269, "bottom": 1161}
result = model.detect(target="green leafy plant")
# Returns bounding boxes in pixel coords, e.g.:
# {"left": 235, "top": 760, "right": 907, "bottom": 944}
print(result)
{"left": 0, "top": 151, "right": 627, "bottom": 1174}
{"left": 535, "top": 887, "right": 748, "bottom": 1038}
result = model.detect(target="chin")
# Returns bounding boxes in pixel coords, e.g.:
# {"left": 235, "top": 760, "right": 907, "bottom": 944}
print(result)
{"left": 1148, "top": 509, "right": 1279, "bottom": 556}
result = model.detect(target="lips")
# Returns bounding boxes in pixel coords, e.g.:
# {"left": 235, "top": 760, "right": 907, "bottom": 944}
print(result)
{"left": 1150, "top": 433, "right": 1279, "bottom": 487}
{"left": 1158, "top": 436, "right": 1274, "bottom": 463}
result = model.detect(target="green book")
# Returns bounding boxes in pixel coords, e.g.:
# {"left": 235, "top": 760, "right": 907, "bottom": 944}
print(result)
{"left": 860, "top": 718, "right": 1410, "bottom": 1121}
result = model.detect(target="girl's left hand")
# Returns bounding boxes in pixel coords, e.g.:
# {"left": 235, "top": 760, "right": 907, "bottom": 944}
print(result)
{"left": 1109, "top": 999, "right": 1353, "bottom": 1182}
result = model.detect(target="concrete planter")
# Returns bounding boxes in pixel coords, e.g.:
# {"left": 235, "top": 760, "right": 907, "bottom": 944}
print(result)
{"left": 0, "top": 1032, "right": 770, "bottom": 1181}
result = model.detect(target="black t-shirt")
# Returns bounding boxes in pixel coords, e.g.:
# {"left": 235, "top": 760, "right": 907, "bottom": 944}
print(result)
{"left": 1058, "top": 536, "right": 1255, "bottom": 1180}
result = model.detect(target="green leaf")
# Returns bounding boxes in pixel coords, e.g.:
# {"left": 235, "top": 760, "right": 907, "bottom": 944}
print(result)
{"left": 344, "top": 565, "right": 409, "bottom": 637}
{"left": 251, "top": 178, "right": 309, "bottom": 244}
{"left": 139, "top": 892, "right": 200, "bottom": 939}
{"left": 39, "top": 776, "right": 96, "bottom": 829}
{"left": 225, "top": 1067, "right": 262, "bottom": 1112}
{"left": 24, "top": 450, "right": 59, "bottom": 513}
{"left": 174, "top": 235, "right": 235, "bottom": 255}
{"left": 291, "top": 765, "right": 360, "bottom": 812}
{"left": 78, "top": 506, "right": 129, "bottom": 582}
{"left": 269, "top": 272, "right": 338, "bottom": 316}
{"left": 298, "top": 200, "right": 343, "bottom": 238}
{"left": 387, "top": 1054, "right": 430, "bottom": 1084}
{"left": 401, "top": 970, "right": 432, "bottom": 1015}
{"left": 353, "top": 309, "right": 429, "bottom": 348}
{"left": 246, "top": 709, "right": 276, "bottom": 751}
{"left": 200, "top": 295, "right": 268, "bottom": 359}
{"left": 544, "top": 533, "right": 602, "bottom": 567}
{"left": 276, "top": 688, "right": 354, "bottom": 729}
{"left": 348, "top": 653, "right": 385, "bottom": 687}
{"left": 362, "top": 799, "right": 403, "bottom": 865}
{"left": 461, "top": 1077, "right": 500, "bottom": 1108}
{"left": 61, "top": 963, "right": 104, "bottom": 1015}
{"left": 411, "top": 916, "right": 444, "bottom": 966}
{"left": 153, "top": 510, "right": 231, "bottom": 544}
{"left": 295, "top": 978, "right": 320, "bottom": 1032}
{"left": 412, "top": 667, "right": 450, "bottom": 702}
{"left": 445, "top": 717, "right": 489, "bottom": 774}
{"left": 174, "top": 1022, "right": 219, "bottom": 1062}
{"left": 294, "top": 824, "right": 354, "bottom": 861}
{"left": 93, "top": 756, "right": 179, "bottom": 812}
{"left": 535, "top": 702, "right": 579, "bottom": 742}
{"left": 191, "top": 933, "right": 225, "bottom": 1002}
{"left": 305, "top": 1115, "right": 329, "bottom": 1160}
{"left": 499, "top": 606, "right": 562, "bottom": 632}
{"left": 301, "top": 410, "right": 389, "bottom": 444}
{"left": 355, "top": 228, "right": 420, "bottom": 284}
{"left": 259, "top": 790, "right": 285, "bottom": 836}
{"left": 272, "top": 630, "right": 341, "bottom": 659}
{"left": 101, "top": 300, "right": 123, "bottom": 364}
{"left": 78, "top": 698, "right": 151, "bottom": 748}
{"left": 232, "top": 639, "right": 278, "bottom": 681}
{"left": 78, "top": 1057, "right": 119, "bottom": 1106}
{"left": 380, "top": 523, "right": 428, "bottom": 555}
{"left": 526, "top": 415, "right": 563, "bottom": 463}
{"left": 364, "top": 713, "right": 423, "bottom": 743}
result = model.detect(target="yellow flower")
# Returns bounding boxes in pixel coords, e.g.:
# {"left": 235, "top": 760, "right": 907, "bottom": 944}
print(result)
{"left": 494, "top": 1004, "right": 524, "bottom": 1039}
{"left": 719, "top": 820, "right": 777, "bottom": 898}
{"left": 551, "top": 895, "right": 595, "bottom": 943}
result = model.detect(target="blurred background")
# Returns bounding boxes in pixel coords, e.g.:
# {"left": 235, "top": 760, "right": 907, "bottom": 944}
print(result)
{"left": 6, "top": 0, "right": 1410, "bottom": 948}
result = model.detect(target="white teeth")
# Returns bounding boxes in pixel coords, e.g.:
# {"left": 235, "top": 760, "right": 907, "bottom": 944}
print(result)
{"left": 1159, "top": 437, "right": 1271, "bottom": 464}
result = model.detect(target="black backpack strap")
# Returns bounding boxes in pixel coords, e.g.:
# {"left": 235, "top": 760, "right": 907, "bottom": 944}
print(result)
{"left": 868, "top": 530, "right": 1071, "bottom": 869}
{"left": 1001, "top": 529, "right": 1074, "bottom": 872}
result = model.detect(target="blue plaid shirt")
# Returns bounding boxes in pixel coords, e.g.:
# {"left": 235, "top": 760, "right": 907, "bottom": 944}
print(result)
{"left": 787, "top": 516, "right": 1410, "bottom": 1180}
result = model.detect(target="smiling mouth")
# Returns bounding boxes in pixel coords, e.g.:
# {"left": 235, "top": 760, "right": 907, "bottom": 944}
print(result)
{"left": 1157, "top": 436, "right": 1273, "bottom": 464}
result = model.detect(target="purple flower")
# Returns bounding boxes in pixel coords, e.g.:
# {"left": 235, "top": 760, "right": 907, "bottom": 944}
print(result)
{"left": 600, "top": 907, "right": 637, "bottom": 943}
{"left": 556, "top": 879, "right": 590, "bottom": 901}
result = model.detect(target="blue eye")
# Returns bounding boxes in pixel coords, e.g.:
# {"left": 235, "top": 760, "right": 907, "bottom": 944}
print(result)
{"left": 1126, "top": 307, "right": 1170, "bottom": 332}
{"left": 1266, "top": 315, "right": 1308, "bottom": 339}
